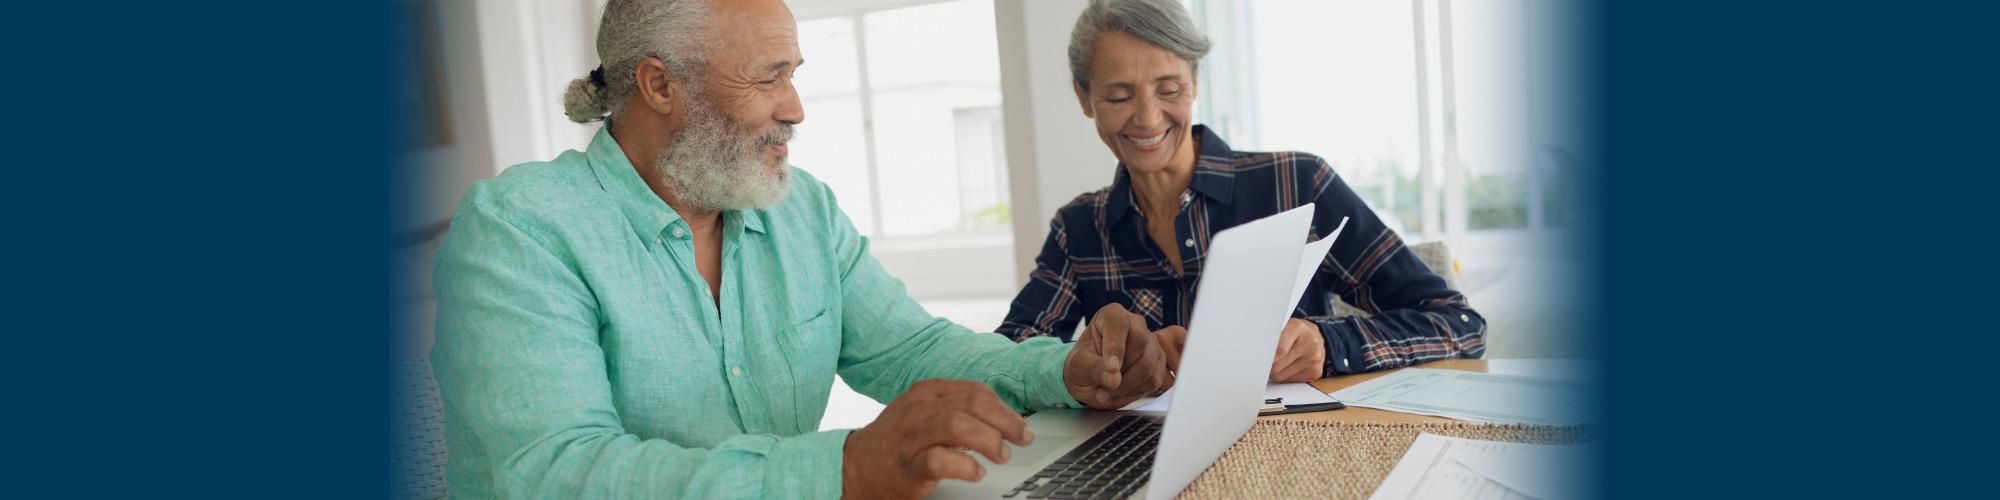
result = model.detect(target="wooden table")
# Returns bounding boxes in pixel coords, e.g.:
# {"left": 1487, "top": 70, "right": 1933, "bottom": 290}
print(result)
{"left": 1264, "top": 359, "right": 1490, "bottom": 424}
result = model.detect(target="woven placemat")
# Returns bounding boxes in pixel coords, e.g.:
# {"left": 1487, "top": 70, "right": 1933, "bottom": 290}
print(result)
{"left": 1178, "top": 419, "right": 1593, "bottom": 499}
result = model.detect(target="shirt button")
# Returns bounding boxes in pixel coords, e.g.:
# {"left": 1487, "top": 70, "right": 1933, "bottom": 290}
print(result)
{"left": 1181, "top": 192, "right": 1192, "bottom": 204}
{"left": 730, "top": 367, "right": 743, "bottom": 377}
{"left": 672, "top": 227, "right": 686, "bottom": 238}
{"left": 1184, "top": 238, "right": 1195, "bottom": 248}
{"left": 654, "top": 235, "right": 663, "bottom": 245}
{"left": 1460, "top": 314, "right": 1470, "bottom": 322}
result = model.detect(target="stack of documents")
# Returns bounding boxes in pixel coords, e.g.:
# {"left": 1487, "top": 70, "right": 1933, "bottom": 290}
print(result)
{"left": 1370, "top": 433, "right": 1591, "bottom": 500}
{"left": 1331, "top": 368, "right": 1588, "bottom": 425}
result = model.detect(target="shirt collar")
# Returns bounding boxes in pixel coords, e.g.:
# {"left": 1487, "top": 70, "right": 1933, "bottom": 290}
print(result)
{"left": 585, "top": 126, "right": 767, "bottom": 245}
{"left": 1105, "top": 124, "right": 1238, "bottom": 227}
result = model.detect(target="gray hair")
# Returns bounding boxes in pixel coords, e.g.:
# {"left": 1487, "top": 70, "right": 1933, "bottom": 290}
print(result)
{"left": 563, "top": 0, "right": 716, "bottom": 123}
{"left": 1067, "top": 0, "right": 1211, "bottom": 93}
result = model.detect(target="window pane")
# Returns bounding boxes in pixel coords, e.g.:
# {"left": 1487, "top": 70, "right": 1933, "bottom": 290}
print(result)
{"left": 1452, "top": 0, "right": 1532, "bottom": 230}
{"left": 796, "top": 96, "right": 876, "bottom": 235}
{"left": 792, "top": 17, "right": 875, "bottom": 235}
{"left": 1243, "top": 0, "right": 1424, "bottom": 235}
{"left": 797, "top": 16, "right": 862, "bottom": 97}
{"left": 862, "top": 0, "right": 1009, "bottom": 237}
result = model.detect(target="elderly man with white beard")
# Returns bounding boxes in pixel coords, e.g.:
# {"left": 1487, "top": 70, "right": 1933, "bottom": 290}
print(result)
{"left": 428, "top": 0, "right": 1171, "bottom": 498}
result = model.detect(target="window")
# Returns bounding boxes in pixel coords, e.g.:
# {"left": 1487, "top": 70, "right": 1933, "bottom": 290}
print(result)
{"left": 1196, "top": 0, "right": 1587, "bottom": 357}
{"left": 1196, "top": 0, "right": 1576, "bottom": 240}
{"left": 790, "top": 0, "right": 1012, "bottom": 239}
{"left": 1451, "top": 0, "right": 1535, "bottom": 231}
{"left": 1224, "top": 0, "right": 1427, "bottom": 235}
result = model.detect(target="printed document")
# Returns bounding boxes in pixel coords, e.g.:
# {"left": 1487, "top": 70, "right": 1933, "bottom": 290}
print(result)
{"left": 1330, "top": 368, "right": 1587, "bottom": 425}
{"left": 1369, "top": 433, "right": 1591, "bottom": 500}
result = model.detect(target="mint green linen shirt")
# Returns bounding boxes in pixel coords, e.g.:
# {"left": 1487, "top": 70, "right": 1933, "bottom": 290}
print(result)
{"left": 431, "top": 127, "right": 1082, "bottom": 499}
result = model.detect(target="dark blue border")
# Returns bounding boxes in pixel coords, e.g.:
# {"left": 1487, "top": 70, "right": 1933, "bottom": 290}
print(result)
{"left": 8, "top": 1, "right": 392, "bottom": 497}
{"left": 1590, "top": 1, "right": 1994, "bottom": 497}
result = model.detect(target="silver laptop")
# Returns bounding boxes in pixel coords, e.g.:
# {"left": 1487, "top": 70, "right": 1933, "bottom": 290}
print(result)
{"left": 931, "top": 204, "right": 1315, "bottom": 500}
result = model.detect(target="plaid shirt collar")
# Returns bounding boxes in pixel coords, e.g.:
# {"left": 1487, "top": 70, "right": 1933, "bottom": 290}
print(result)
{"left": 1104, "top": 124, "right": 1240, "bottom": 227}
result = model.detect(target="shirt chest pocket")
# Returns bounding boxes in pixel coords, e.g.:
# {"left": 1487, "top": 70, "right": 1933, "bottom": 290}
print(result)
{"left": 780, "top": 307, "right": 840, "bottom": 419}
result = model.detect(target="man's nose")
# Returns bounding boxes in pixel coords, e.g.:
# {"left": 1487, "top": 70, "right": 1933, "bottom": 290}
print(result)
{"left": 775, "top": 79, "right": 805, "bottom": 125}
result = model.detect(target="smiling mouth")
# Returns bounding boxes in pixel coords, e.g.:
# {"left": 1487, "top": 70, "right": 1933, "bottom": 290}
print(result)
{"left": 1124, "top": 127, "right": 1172, "bottom": 150}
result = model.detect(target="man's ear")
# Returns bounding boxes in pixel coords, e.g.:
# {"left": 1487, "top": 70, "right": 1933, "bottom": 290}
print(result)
{"left": 1073, "top": 81, "right": 1095, "bottom": 119}
{"left": 634, "top": 57, "right": 679, "bottom": 117}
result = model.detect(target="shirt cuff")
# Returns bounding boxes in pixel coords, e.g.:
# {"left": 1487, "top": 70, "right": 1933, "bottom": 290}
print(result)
{"left": 1022, "top": 337, "right": 1086, "bottom": 410}
{"left": 1311, "top": 316, "right": 1360, "bottom": 375}
{"left": 765, "top": 429, "right": 853, "bottom": 498}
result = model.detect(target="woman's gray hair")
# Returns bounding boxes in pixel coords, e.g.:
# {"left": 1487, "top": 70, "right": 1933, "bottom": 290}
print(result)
{"left": 1067, "top": 0, "right": 1211, "bottom": 92}
{"left": 563, "top": 0, "right": 716, "bottom": 123}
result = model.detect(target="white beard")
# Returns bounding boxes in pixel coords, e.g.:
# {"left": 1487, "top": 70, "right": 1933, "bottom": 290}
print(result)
{"left": 653, "top": 94, "right": 796, "bottom": 212}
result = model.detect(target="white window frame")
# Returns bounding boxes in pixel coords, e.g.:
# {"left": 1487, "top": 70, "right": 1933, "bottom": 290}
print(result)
{"left": 793, "top": 1, "right": 1016, "bottom": 248}
{"left": 791, "top": 0, "right": 1020, "bottom": 297}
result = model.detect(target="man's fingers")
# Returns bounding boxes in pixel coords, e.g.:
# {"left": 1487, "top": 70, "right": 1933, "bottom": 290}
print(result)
{"left": 1120, "top": 316, "right": 1155, "bottom": 376}
{"left": 930, "top": 411, "right": 1011, "bottom": 465}
{"left": 950, "top": 390, "right": 1034, "bottom": 447}
{"left": 924, "top": 381, "right": 1029, "bottom": 450}
{"left": 1094, "top": 306, "right": 1131, "bottom": 388}
{"left": 1077, "top": 318, "right": 1120, "bottom": 394}
{"left": 915, "top": 446, "right": 984, "bottom": 483}
{"left": 1111, "top": 353, "right": 1159, "bottom": 399}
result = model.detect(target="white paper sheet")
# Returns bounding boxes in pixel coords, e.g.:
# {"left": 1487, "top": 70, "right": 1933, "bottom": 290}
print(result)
{"left": 1330, "top": 368, "right": 1588, "bottom": 425}
{"left": 1120, "top": 382, "right": 1337, "bottom": 412}
{"left": 1288, "top": 217, "right": 1349, "bottom": 308}
{"left": 1126, "top": 217, "right": 1348, "bottom": 414}
{"left": 1369, "top": 433, "right": 1591, "bottom": 500}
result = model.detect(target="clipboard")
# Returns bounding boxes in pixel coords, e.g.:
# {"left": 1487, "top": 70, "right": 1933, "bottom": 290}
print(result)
{"left": 1259, "top": 398, "right": 1347, "bottom": 416}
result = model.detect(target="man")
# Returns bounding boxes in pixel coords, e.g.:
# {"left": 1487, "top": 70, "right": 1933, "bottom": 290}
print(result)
{"left": 430, "top": 0, "right": 1169, "bottom": 498}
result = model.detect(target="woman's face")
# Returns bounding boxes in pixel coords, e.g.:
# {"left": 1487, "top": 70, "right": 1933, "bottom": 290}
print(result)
{"left": 1076, "top": 31, "right": 1198, "bottom": 175}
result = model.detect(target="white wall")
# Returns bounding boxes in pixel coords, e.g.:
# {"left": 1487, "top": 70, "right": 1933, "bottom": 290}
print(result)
{"left": 404, "top": 0, "right": 600, "bottom": 232}
{"left": 994, "top": 0, "right": 1120, "bottom": 285}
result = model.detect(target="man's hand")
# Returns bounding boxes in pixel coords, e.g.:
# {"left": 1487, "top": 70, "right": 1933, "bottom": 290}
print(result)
{"left": 1270, "top": 318, "right": 1326, "bottom": 382}
{"left": 1150, "top": 326, "right": 1187, "bottom": 394}
{"left": 1065, "top": 304, "right": 1169, "bottom": 408}
{"left": 842, "top": 379, "right": 1034, "bottom": 499}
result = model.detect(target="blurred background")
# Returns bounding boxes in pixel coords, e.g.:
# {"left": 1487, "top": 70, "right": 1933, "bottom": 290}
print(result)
{"left": 397, "top": 0, "right": 1587, "bottom": 431}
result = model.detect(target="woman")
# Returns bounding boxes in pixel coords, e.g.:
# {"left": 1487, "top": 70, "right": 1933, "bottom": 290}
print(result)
{"left": 996, "top": 0, "right": 1486, "bottom": 383}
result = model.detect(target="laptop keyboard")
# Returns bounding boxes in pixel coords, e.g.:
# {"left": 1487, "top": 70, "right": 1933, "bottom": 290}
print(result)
{"left": 1004, "top": 415, "right": 1162, "bottom": 499}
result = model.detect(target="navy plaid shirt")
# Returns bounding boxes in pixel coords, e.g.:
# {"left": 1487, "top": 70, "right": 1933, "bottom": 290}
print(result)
{"left": 997, "top": 125, "right": 1486, "bottom": 375}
